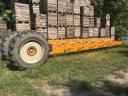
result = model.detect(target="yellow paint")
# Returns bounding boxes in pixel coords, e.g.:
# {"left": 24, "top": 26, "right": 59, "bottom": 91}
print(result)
{"left": 48, "top": 38, "right": 124, "bottom": 55}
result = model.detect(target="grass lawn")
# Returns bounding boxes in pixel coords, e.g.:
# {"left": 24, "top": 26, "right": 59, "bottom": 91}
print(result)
{"left": 0, "top": 46, "right": 128, "bottom": 96}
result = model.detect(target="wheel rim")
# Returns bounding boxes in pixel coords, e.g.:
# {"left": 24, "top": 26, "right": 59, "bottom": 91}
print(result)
{"left": 20, "top": 42, "right": 44, "bottom": 64}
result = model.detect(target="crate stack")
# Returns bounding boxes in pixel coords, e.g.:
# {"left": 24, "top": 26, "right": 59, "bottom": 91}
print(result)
{"left": 93, "top": 17, "right": 101, "bottom": 38}
{"left": 32, "top": 0, "right": 48, "bottom": 38}
{"left": 65, "top": 0, "right": 74, "bottom": 38}
{"left": 100, "top": 14, "right": 111, "bottom": 38}
{"left": 74, "top": 0, "right": 81, "bottom": 38}
{"left": 13, "top": 3, "right": 31, "bottom": 31}
{"left": 105, "top": 14, "right": 111, "bottom": 38}
{"left": 11, "top": 0, "right": 115, "bottom": 40}
{"left": 111, "top": 27, "right": 115, "bottom": 40}
{"left": 40, "top": 0, "right": 58, "bottom": 39}
{"left": 58, "top": 0, "right": 66, "bottom": 39}
{"left": 81, "top": 0, "right": 95, "bottom": 38}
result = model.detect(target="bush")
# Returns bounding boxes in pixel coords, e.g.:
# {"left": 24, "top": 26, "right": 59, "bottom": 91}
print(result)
{"left": 116, "top": 25, "right": 127, "bottom": 40}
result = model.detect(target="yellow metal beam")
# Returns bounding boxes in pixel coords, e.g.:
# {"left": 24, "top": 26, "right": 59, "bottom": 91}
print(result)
{"left": 49, "top": 38, "right": 124, "bottom": 55}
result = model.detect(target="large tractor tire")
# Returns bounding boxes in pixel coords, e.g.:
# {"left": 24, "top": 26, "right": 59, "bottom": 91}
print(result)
{"left": 9, "top": 30, "right": 49, "bottom": 69}
{"left": 1, "top": 32, "right": 17, "bottom": 60}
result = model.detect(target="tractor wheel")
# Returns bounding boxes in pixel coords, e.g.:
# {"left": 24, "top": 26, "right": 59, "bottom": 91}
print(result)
{"left": 9, "top": 30, "right": 49, "bottom": 69}
{"left": 1, "top": 32, "right": 17, "bottom": 60}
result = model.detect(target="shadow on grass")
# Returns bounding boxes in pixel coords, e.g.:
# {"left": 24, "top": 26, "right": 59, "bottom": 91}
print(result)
{"left": 7, "top": 62, "right": 25, "bottom": 71}
{"left": 118, "top": 50, "right": 128, "bottom": 57}
{"left": 63, "top": 79, "right": 128, "bottom": 96}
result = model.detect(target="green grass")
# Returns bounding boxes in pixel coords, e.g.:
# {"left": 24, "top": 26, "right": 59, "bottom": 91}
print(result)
{"left": 0, "top": 46, "right": 128, "bottom": 96}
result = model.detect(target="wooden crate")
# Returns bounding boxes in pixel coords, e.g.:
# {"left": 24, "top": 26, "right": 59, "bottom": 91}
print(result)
{"left": 111, "top": 27, "right": 115, "bottom": 40}
{"left": 66, "top": 27, "right": 74, "bottom": 38}
{"left": 96, "top": 18, "right": 101, "bottom": 28}
{"left": 33, "top": 5, "right": 40, "bottom": 14}
{"left": 48, "top": 27, "right": 57, "bottom": 39}
{"left": 85, "top": 0, "right": 91, "bottom": 6}
{"left": 14, "top": 3, "right": 30, "bottom": 21}
{"left": 58, "top": 27, "right": 66, "bottom": 39}
{"left": 0, "top": 21, "right": 7, "bottom": 39}
{"left": 58, "top": 13, "right": 66, "bottom": 26}
{"left": 16, "top": 22, "right": 31, "bottom": 31}
{"left": 84, "top": 6, "right": 94, "bottom": 16}
{"left": 32, "top": 0, "right": 40, "bottom": 4}
{"left": 66, "top": 3, "right": 73, "bottom": 13}
{"left": 80, "top": 0, "right": 86, "bottom": 6}
{"left": 111, "top": 27, "right": 115, "bottom": 36}
{"left": 35, "top": 14, "right": 47, "bottom": 29}
{"left": 82, "top": 27, "right": 89, "bottom": 38}
{"left": 83, "top": 16, "right": 94, "bottom": 27}
{"left": 100, "top": 28, "right": 106, "bottom": 37}
{"left": 37, "top": 28, "right": 48, "bottom": 38}
{"left": 74, "top": 0, "right": 80, "bottom": 14}
{"left": 74, "top": 15, "right": 80, "bottom": 26}
{"left": 40, "top": 0, "right": 57, "bottom": 13}
{"left": 93, "top": 27, "right": 99, "bottom": 37}
{"left": 66, "top": 14, "right": 73, "bottom": 25}
{"left": 106, "top": 27, "right": 110, "bottom": 37}
{"left": 58, "top": 0, "right": 66, "bottom": 12}
{"left": 88, "top": 28, "right": 94, "bottom": 37}
{"left": 48, "top": 12, "right": 57, "bottom": 26}
{"left": 74, "top": 27, "right": 80, "bottom": 38}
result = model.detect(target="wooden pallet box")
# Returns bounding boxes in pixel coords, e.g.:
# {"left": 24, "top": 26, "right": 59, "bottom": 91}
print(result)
{"left": 58, "top": 27, "right": 66, "bottom": 39}
{"left": 14, "top": 3, "right": 30, "bottom": 21}
{"left": 80, "top": 0, "right": 86, "bottom": 6}
{"left": 16, "top": 22, "right": 31, "bottom": 31}
{"left": 58, "top": 13, "right": 66, "bottom": 26}
{"left": 95, "top": 18, "right": 101, "bottom": 28}
{"left": 32, "top": 0, "right": 40, "bottom": 4}
{"left": 35, "top": 14, "right": 47, "bottom": 28}
{"left": 100, "top": 28, "right": 106, "bottom": 37}
{"left": 83, "top": 16, "right": 94, "bottom": 27}
{"left": 66, "top": 27, "right": 74, "bottom": 38}
{"left": 40, "top": 0, "right": 57, "bottom": 13}
{"left": 66, "top": 14, "right": 73, "bottom": 25}
{"left": 93, "top": 27, "right": 99, "bottom": 37}
{"left": 82, "top": 27, "right": 89, "bottom": 38}
{"left": 88, "top": 28, "right": 94, "bottom": 37}
{"left": 66, "top": 3, "right": 73, "bottom": 13}
{"left": 48, "top": 13, "right": 57, "bottom": 26}
{"left": 74, "top": 27, "right": 80, "bottom": 38}
{"left": 84, "top": 6, "right": 94, "bottom": 16}
{"left": 58, "top": 0, "right": 66, "bottom": 12}
{"left": 74, "top": 0, "right": 80, "bottom": 14}
{"left": 0, "top": 21, "right": 7, "bottom": 39}
{"left": 48, "top": 27, "right": 57, "bottom": 39}
{"left": 74, "top": 15, "right": 80, "bottom": 26}
{"left": 85, "top": 0, "right": 91, "bottom": 6}
{"left": 37, "top": 28, "right": 48, "bottom": 38}
{"left": 111, "top": 27, "right": 115, "bottom": 40}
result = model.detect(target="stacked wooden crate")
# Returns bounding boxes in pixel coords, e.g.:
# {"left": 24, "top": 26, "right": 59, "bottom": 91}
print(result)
{"left": 100, "top": 14, "right": 111, "bottom": 38}
{"left": 80, "top": 0, "right": 95, "bottom": 38}
{"left": 13, "top": 3, "right": 31, "bottom": 31}
{"left": 66, "top": 0, "right": 74, "bottom": 38}
{"left": 105, "top": 14, "right": 111, "bottom": 38}
{"left": 12, "top": 0, "right": 115, "bottom": 40}
{"left": 58, "top": 0, "right": 66, "bottom": 39}
{"left": 111, "top": 27, "right": 115, "bottom": 40}
{"left": 74, "top": 0, "right": 80, "bottom": 38}
{"left": 32, "top": 0, "right": 48, "bottom": 38}
{"left": 0, "top": 21, "right": 7, "bottom": 40}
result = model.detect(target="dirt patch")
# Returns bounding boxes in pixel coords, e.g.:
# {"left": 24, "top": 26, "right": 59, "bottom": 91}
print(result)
{"left": 106, "top": 70, "right": 128, "bottom": 85}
